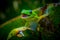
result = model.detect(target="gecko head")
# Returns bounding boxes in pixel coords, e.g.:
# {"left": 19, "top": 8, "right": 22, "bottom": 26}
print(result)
{"left": 16, "top": 27, "right": 29, "bottom": 37}
{"left": 21, "top": 9, "right": 32, "bottom": 18}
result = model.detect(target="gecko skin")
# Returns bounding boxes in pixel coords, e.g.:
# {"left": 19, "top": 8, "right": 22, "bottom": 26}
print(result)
{"left": 7, "top": 4, "right": 54, "bottom": 40}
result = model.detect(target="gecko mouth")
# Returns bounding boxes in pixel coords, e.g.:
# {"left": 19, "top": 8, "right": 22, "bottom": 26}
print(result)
{"left": 22, "top": 14, "right": 30, "bottom": 17}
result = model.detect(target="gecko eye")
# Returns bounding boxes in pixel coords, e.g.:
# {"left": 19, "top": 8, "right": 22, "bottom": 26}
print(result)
{"left": 30, "top": 10, "right": 32, "bottom": 14}
{"left": 17, "top": 30, "right": 22, "bottom": 34}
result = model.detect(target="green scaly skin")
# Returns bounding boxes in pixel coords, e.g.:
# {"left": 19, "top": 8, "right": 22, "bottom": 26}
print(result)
{"left": 7, "top": 4, "right": 54, "bottom": 40}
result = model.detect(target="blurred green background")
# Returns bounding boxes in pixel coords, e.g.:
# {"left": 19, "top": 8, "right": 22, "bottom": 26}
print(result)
{"left": 0, "top": 0, "right": 60, "bottom": 40}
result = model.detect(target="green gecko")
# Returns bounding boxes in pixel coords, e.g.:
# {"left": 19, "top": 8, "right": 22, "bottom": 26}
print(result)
{"left": 7, "top": 27, "right": 31, "bottom": 40}
{"left": 7, "top": 4, "right": 54, "bottom": 40}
